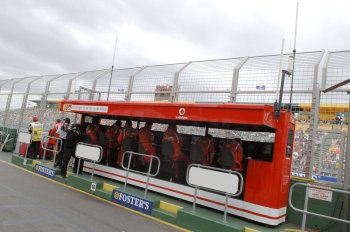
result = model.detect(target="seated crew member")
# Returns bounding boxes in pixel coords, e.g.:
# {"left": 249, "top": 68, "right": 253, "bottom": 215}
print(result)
{"left": 194, "top": 135, "right": 215, "bottom": 166}
{"left": 117, "top": 120, "right": 138, "bottom": 166}
{"left": 219, "top": 138, "right": 244, "bottom": 172}
{"left": 162, "top": 124, "right": 189, "bottom": 180}
{"left": 138, "top": 122, "right": 158, "bottom": 165}
{"left": 104, "top": 120, "right": 122, "bottom": 166}
{"left": 86, "top": 124, "right": 100, "bottom": 145}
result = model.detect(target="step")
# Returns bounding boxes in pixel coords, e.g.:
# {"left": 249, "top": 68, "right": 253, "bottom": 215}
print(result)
{"left": 152, "top": 207, "right": 177, "bottom": 224}
{"left": 159, "top": 200, "right": 183, "bottom": 215}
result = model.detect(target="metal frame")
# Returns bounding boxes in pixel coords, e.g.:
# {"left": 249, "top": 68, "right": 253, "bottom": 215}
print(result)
{"left": 40, "top": 135, "right": 62, "bottom": 164}
{"left": 121, "top": 151, "right": 161, "bottom": 198}
{"left": 289, "top": 182, "right": 350, "bottom": 232}
{"left": 185, "top": 164, "right": 244, "bottom": 223}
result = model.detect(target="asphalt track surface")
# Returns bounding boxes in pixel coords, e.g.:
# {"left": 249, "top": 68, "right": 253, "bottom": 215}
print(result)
{"left": 0, "top": 161, "right": 184, "bottom": 232}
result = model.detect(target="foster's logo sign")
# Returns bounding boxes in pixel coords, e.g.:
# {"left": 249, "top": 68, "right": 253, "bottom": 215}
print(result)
{"left": 35, "top": 164, "right": 56, "bottom": 179}
{"left": 111, "top": 189, "right": 153, "bottom": 215}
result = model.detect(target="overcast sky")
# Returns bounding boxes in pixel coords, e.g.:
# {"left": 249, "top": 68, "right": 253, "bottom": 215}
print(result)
{"left": 0, "top": 0, "right": 349, "bottom": 79}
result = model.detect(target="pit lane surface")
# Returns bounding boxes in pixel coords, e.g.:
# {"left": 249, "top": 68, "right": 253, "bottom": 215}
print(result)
{"left": 0, "top": 161, "right": 184, "bottom": 232}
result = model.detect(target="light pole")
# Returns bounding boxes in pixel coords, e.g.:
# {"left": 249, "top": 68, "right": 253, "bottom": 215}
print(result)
{"left": 107, "top": 35, "right": 118, "bottom": 101}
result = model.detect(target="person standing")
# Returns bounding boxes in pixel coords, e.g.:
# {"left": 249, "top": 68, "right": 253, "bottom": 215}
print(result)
{"left": 61, "top": 124, "right": 82, "bottom": 178}
{"left": 54, "top": 118, "right": 70, "bottom": 168}
{"left": 28, "top": 116, "right": 43, "bottom": 159}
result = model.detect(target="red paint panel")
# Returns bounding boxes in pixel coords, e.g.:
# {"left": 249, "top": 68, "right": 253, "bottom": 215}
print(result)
{"left": 60, "top": 100, "right": 277, "bottom": 128}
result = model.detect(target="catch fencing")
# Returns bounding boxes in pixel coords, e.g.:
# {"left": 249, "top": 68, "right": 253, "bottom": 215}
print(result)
{"left": 1, "top": 50, "right": 350, "bottom": 185}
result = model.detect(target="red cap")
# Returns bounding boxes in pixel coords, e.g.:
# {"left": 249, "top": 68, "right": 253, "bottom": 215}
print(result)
{"left": 32, "top": 116, "right": 38, "bottom": 122}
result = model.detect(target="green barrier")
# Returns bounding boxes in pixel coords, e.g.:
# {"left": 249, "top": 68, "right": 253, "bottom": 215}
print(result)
{"left": 0, "top": 126, "right": 17, "bottom": 151}
{"left": 286, "top": 179, "right": 350, "bottom": 231}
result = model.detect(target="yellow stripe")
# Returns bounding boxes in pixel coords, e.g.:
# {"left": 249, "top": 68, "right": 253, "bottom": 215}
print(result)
{"left": 0, "top": 160, "right": 190, "bottom": 232}
{"left": 103, "top": 183, "right": 118, "bottom": 192}
{"left": 159, "top": 201, "right": 182, "bottom": 214}
{"left": 32, "top": 160, "right": 41, "bottom": 165}
{"left": 290, "top": 176, "right": 315, "bottom": 182}
{"left": 283, "top": 229, "right": 301, "bottom": 232}
{"left": 244, "top": 227, "right": 261, "bottom": 232}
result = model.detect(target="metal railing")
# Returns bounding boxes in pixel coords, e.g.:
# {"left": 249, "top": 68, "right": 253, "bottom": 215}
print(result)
{"left": 289, "top": 182, "right": 350, "bottom": 232}
{"left": 186, "top": 164, "right": 244, "bottom": 223}
{"left": 121, "top": 151, "right": 161, "bottom": 198}
{"left": 40, "top": 135, "right": 62, "bottom": 164}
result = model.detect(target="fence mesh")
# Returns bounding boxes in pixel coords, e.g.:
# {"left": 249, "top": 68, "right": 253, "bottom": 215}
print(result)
{"left": 0, "top": 50, "right": 349, "bottom": 184}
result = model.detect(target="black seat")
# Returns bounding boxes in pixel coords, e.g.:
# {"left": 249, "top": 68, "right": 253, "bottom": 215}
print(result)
{"left": 161, "top": 140, "right": 174, "bottom": 160}
{"left": 190, "top": 144, "right": 204, "bottom": 163}
{"left": 219, "top": 147, "right": 234, "bottom": 167}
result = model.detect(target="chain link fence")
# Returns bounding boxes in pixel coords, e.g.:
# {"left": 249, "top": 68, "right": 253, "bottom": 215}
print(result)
{"left": 1, "top": 50, "right": 350, "bottom": 185}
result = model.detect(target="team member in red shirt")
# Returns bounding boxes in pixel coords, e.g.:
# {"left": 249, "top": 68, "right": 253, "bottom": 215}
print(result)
{"left": 221, "top": 138, "right": 244, "bottom": 172}
{"left": 138, "top": 122, "right": 158, "bottom": 165}
{"left": 162, "top": 124, "right": 189, "bottom": 180}
{"left": 195, "top": 135, "right": 215, "bottom": 166}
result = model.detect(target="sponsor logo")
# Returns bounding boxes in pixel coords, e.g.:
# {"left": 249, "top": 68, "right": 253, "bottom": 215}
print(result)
{"left": 291, "top": 172, "right": 337, "bottom": 183}
{"left": 111, "top": 189, "right": 153, "bottom": 215}
{"left": 176, "top": 107, "right": 188, "bottom": 120}
{"left": 63, "top": 104, "right": 72, "bottom": 111}
{"left": 35, "top": 164, "right": 56, "bottom": 179}
{"left": 63, "top": 104, "right": 108, "bottom": 113}
{"left": 91, "top": 183, "right": 97, "bottom": 192}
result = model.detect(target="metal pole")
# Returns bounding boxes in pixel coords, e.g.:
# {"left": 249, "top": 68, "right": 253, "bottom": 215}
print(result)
{"left": 342, "top": 93, "right": 350, "bottom": 232}
{"left": 192, "top": 186, "right": 198, "bottom": 214}
{"left": 123, "top": 153, "right": 132, "bottom": 191}
{"left": 276, "top": 39, "right": 285, "bottom": 100}
{"left": 23, "top": 143, "right": 29, "bottom": 165}
{"left": 76, "top": 158, "right": 81, "bottom": 177}
{"left": 289, "top": 2, "right": 299, "bottom": 110}
{"left": 223, "top": 192, "right": 229, "bottom": 223}
{"left": 144, "top": 157, "right": 153, "bottom": 198}
{"left": 41, "top": 143, "right": 47, "bottom": 164}
{"left": 301, "top": 183, "right": 310, "bottom": 232}
{"left": 107, "top": 35, "right": 118, "bottom": 101}
{"left": 91, "top": 161, "right": 95, "bottom": 180}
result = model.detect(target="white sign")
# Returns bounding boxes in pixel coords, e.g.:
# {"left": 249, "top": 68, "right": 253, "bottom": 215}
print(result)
{"left": 18, "top": 132, "right": 32, "bottom": 144}
{"left": 309, "top": 184, "right": 333, "bottom": 202}
{"left": 75, "top": 143, "right": 102, "bottom": 162}
{"left": 63, "top": 104, "right": 108, "bottom": 113}
{"left": 91, "top": 183, "right": 97, "bottom": 192}
{"left": 188, "top": 166, "right": 239, "bottom": 194}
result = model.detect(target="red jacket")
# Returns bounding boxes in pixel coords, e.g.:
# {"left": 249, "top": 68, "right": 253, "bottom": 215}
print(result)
{"left": 162, "top": 127, "right": 183, "bottom": 161}
{"left": 139, "top": 126, "right": 157, "bottom": 163}
{"left": 196, "top": 137, "right": 215, "bottom": 165}
{"left": 223, "top": 140, "right": 244, "bottom": 171}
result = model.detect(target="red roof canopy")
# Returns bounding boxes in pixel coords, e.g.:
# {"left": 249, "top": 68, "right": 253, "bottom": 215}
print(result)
{"left": 60, "top": 100, "right": 278, "bottom": 130}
